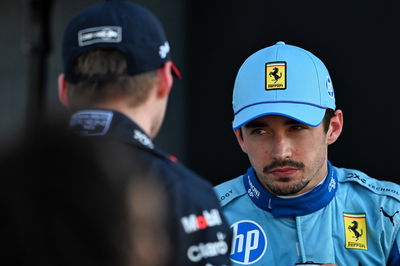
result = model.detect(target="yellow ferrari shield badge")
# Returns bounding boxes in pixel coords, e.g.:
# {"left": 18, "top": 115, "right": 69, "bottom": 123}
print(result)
{"left": 344, "top": 213, "right": 368, "bottom": 250}
{"left": 265, "top": 61, "right": 286, "bottom": 90}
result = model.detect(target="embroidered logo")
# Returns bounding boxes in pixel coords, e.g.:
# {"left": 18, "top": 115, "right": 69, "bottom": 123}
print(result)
{"left": 247, "top": 176, "right": 260, "bottom": 199}
{"left": 230, "top": 220, "right": 267, "bottom": 265}
{"left": 133, "top": 130, "right": 154, "bottom": 149}
{"left": 187, "top": 232, "right": 229, "bottom": 262}
{"left": 78, "top": 26, "right": 122, "bottom": 47}
{"left": 180, "top": 209, "right": 223, "bottom": 234}
{"left": 380, "top": 207, "right": 399, "bottom": 226}
{"left": 265, "top": 62, "right": 286, "bottom": 90}
{"left": 328, "top": 176, "right": 336, "bottom": 192}
{"left": 326, "top": 76, "right": 334, "bottom": 98}
{"left": 69, "top": 110, "right": 113, "bottom": 136}
{"left": 343, "top": 213, "right": 368, "bottom": 250}
{"left": 159, "top": 41, "right": 170, "bottom": 59}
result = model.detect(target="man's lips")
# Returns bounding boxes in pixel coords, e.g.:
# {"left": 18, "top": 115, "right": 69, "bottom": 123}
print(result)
{"left": 268, "top": 167, "right": 299, "bottom": 178}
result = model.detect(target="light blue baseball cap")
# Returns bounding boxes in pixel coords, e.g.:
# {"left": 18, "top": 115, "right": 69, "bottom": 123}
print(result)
{"left": 232, "top": 41, "right": 335, "bottom": 129}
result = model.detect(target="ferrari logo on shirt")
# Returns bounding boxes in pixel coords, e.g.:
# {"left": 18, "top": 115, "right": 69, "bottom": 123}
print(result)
{"left": 265, "top": 61, "right": 286, "bottom": 90}
{"left": 344, "top": 213, "right": 368, "bottom": 250}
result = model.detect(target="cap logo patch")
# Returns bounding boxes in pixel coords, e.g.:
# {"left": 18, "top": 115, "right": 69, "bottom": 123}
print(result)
{"left": 78, "top": 26, "right": 122, "bottom": 47}
{"left": 159, "top": 41, "right": 170, "bottom": 59}
{"left": 326, "top": 76, "right": 334, "bottom": 98}
{"left": 265, "top": 62, "right": 286, "bottom": 90}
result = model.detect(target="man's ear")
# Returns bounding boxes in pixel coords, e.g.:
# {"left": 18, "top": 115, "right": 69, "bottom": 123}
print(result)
{"left": 233, "top": 128, "right": 248, "bottom": 153}
{"left": 156, "top": 61, "right": 173, "bottom": 99}
{"left": 327, "top": 109, "right": 344, "bottom": 145}
{"left": 57, "top": 74, "right": 69, "bottom": 107}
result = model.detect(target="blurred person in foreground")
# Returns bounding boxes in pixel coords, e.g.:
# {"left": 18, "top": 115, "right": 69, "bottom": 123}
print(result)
{"left": 57, "top": 1, "right": 232, "bottom": 265}
{"left": 0, "top": 124, "right": 169, "bottom": 266}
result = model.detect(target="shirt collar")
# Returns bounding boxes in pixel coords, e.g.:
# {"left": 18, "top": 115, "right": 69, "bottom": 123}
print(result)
{"left": 243, "top": 161, "right": 337, "bottom": 218}
{"left": 68, "top": 109, "right": 154, "bottom": 149}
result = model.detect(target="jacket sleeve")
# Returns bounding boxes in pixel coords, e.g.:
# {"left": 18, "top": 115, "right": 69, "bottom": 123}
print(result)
{"left": 149, "top": 158, "right": 233, "bottom": 266}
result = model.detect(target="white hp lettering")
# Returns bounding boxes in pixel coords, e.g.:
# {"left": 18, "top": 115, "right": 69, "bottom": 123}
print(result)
{"left": 244, "top": 230, "right": 259, "bottom": 263}
{"left": 231, "top": 223, "right": 260, "bottom": 264}
{"left": 231, "top": 223, "right": 244, "bottom": 254}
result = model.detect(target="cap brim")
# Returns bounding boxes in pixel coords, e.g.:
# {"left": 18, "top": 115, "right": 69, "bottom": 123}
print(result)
{"left": 232, "top": 102, "right": 326, "bottom": 129}
{"left": 171, "top": 61, "right": 182, "bottom": 79}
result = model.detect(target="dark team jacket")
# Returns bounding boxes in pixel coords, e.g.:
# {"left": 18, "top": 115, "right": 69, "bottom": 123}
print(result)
{"left": 68, "top": 109, "right": 232, "bottom": 266}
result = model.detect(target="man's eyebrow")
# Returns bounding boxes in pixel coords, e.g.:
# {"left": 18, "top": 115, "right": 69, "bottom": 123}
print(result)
{"left": 285, "top": 119, "right": 303, "bottom": 125}
{"left": 244, "top": 121, "right": 267, "bottom": 128}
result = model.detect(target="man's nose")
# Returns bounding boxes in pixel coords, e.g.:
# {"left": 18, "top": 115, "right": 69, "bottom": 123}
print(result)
{"left": 270, "top": 134, "right": 292, "bottom": 160}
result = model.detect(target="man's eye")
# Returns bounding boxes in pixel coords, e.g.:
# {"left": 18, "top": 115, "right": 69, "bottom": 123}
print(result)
{"left": 252, "top": 128, "right": 266, "bottom": 135}
{"left": 290, "top": 125, "right": 306, "bottom": 131}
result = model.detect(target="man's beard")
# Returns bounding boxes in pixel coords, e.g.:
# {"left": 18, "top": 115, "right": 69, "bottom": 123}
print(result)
{"left": 262, "top": 159, "right": 308, "bottom": 196}
{"left": 264, "top": 177, "right": 311, "bottom": 196}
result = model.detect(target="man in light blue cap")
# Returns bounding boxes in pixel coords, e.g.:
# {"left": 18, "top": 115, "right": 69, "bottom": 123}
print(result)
{"left": 215, "top": 41, "right": 400, "bottom": 265}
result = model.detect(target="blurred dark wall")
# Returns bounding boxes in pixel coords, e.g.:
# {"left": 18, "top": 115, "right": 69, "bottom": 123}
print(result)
{"left": 1, "top": 0, "right": 399, "bottom": 186}
{"left": 0, "top": 0, "right": 188, "bottom": 158}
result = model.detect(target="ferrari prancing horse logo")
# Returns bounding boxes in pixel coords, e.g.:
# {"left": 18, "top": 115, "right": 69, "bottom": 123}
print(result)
{"left": 265, "top": 62, "right": 286, "bottom": 90}
{"left": 343, "top": 213, "right": 368, "bottom": 250}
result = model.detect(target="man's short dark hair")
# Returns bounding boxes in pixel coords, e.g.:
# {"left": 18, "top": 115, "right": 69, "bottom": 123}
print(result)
{"left": 322, "top": 108, "right": 335, "bottom": 133}
{"left": 66, "top": 49, "right": 157, "bottom": 110}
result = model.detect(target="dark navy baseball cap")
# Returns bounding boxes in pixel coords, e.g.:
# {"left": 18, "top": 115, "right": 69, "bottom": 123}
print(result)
{"left": 62, "top": 0, "right": 181, "bottom": 83}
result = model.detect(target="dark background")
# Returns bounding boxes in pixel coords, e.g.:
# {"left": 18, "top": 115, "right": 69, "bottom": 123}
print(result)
{"left": 1, "top": 0, "right": 399, "bottom": 186}
{"left": 186, "top": 0, "right": 400, "bottom": 185}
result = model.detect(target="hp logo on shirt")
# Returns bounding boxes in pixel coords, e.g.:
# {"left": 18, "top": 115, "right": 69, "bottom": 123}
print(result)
{"left": 230, "top": 220, "right": 267, "bottom": 264}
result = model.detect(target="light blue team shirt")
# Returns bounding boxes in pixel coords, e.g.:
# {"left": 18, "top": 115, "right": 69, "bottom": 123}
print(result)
{"left": 214, "top": 162, "right": 400, "bottom": 265}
